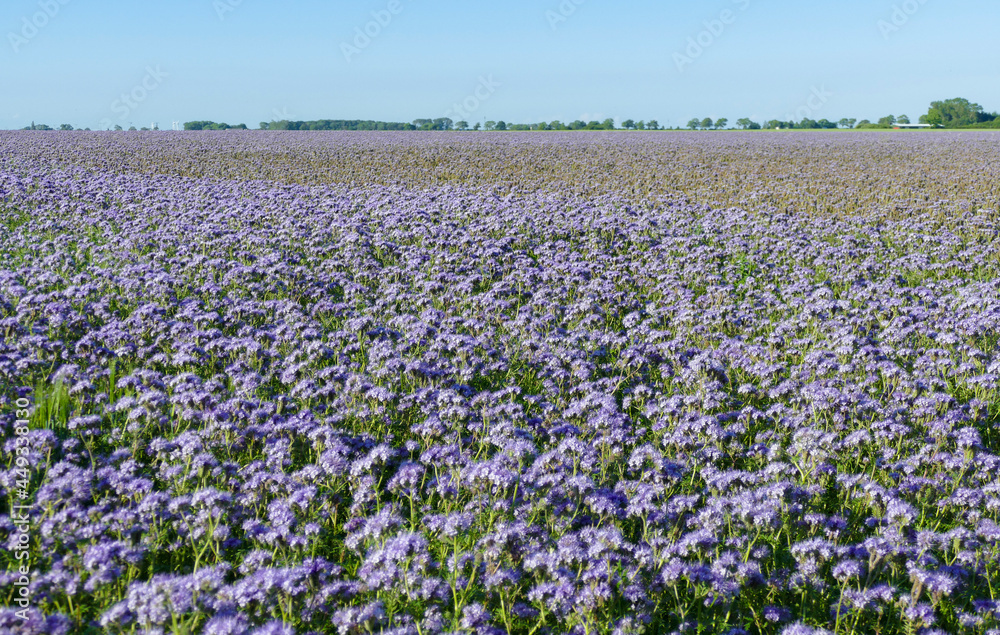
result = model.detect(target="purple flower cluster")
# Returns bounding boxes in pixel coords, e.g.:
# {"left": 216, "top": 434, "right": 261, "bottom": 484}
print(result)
{"left": 2, "top": 131, "right": 1000, "bottom": 633}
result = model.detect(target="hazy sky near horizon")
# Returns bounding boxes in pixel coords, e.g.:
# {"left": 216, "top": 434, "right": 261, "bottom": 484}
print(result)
{"left": 1, "top": 0, "right": 998, "bottom": 130}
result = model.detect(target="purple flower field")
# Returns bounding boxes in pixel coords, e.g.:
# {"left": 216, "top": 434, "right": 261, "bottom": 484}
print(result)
{"left": 3, "top": 130, "right": 1000, "bottom": 634}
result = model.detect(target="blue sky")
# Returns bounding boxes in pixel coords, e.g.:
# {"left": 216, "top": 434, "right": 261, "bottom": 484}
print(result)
{"left": 1, "top": 0, "right": 998, "bottom": 129}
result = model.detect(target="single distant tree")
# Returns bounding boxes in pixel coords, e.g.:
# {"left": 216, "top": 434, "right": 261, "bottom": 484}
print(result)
{"left": 114, "top": 124, "right": 123, "bottom": 131}
{"left": 714, "top": 118, "right": 728, "bottom": 129}
{"left": 601, "top": 118, "right": 615, "bottom": 130}
{"left": 496, "top": 121, "right": 507, "bottom": 131}
{"left": 687, "top": 118, "right": 701, "bottom": 130}
{"left": 621, "top": 119, "right": 635, "bottom": 130}
{"left": 878, "top": 115, "right": 897, "bottom": 126}
{"left": 700, "top": 118, "right": 713, "bottom": 130}
{"left": 919, "top": 112, "right": 941, "bottom": 126}
{"left": 473, "top": 122, "right": 481, "bottom": 130}
{"left": 646, "top": 120, "right": 659, "bottom": 130}
{"left": 838, "top": 118, "right": 856, "bottom": 128}
{"left": 636, "top": 121, "right": 646, "bottom": 130}
{"left": 736, "top": 118, "right": 753, "bottom": 129}
{"left": 897, "top": 115, "right": 911, "bottom": 124}
{"left": 484, "top": 121, "right": 496, "bottom": 131}
{"left": 455, "top": 121, "right": 469, "bottom": 130}
{"left": 856, "top": 119, "right": 871, "bottom": 127}
{"left": 59, "top": 124, "right": 73, "bottom": 130}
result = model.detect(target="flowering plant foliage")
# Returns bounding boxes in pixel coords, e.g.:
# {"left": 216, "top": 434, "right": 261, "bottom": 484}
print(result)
{"left": 2, "top": 131, "right": 1000, "bottom": 634}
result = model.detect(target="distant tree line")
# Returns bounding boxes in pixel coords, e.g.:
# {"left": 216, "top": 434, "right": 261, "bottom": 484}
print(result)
{"left": 685, "top": 98, "right": 999, "bottom": 131}
{"left": 20, "top": 123, "right": 162, "bottom": 131}
{"left": 689, "top": 117, "right": 865, "bottom": 130}
{"left": 170, "top": 102, "right": 1000, "bottom": 133}
{"left": 468, "top": 119, "right": 659, "bottom": 131}
{"left": 486, "top": 119, "right": 663, "bottom": 131}
{"left": 21, "top": 122, "right": 91, "bottom": 131}
{"left": 21, "top": 98, "right": 999, "bottom": 133}
{"left": 260, "top": 120, "right": 417, "bottom": 131}
{"left": 184, "top": 121, "right": 248, "bottom": 130}
{"left": 255, "top": 118, "right": 662, "bottom": 131}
